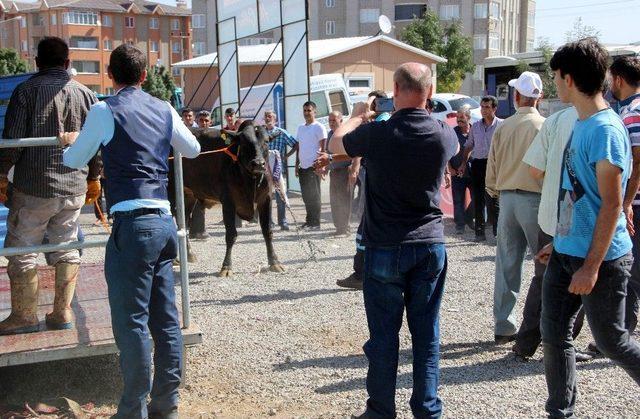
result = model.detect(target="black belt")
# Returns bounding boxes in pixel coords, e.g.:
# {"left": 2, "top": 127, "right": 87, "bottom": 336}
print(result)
{"left": 112, "top": 208, "right": 164, "bottom": 218}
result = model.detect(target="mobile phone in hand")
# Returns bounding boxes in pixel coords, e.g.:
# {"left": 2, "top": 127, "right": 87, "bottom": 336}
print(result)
{"left": 374, "top": 97, "right": 394, "bottom": 113}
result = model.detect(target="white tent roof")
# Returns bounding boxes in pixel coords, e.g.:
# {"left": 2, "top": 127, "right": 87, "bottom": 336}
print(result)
{"left": 174, "top": 34, "right": 446, "bottom": 68}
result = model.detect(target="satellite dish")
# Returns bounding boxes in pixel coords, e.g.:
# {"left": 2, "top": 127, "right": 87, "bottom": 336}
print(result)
{"left": 378, "top": 15, "right": 392, "bottom": 35}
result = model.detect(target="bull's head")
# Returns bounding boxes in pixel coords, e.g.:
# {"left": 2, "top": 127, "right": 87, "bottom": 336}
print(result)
{"left": 222, "top": 120, "right": 269, "bottom": 177}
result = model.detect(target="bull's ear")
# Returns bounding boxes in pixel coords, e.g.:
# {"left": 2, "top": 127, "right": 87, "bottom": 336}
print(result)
{"left": 220, "top": 129, "right": 238, "bottom": 144}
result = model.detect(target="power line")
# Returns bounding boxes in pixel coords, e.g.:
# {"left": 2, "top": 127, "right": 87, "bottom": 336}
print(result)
{"left": 537, "top": 8, "right": 631, "bottom": 20}
{"left": 537, "top": 0, "right": 638, "bottom": 12}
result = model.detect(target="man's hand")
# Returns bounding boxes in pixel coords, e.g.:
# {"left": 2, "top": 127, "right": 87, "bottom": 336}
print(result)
{"left": 0, "top": 176, "right": 8, "bottom": 203}
{"left": 348, "top": 164, "right": 359, "bottom": 187}
{"left": 85, "top": 179, "right": 101, "bottom": 205}
{"left": 58, "top": 132, "right": 80, "bottom": 147}
{"left": 294, "top": 165, "right": 299, "bottom": 178}
{"left": 535, "top": 243, "right": 553, "bottom": 265}
{"left": 624, "top": 204, "right": 635, "bottom": 236}
{"left": 444, "top": 171, "right": 451, "bottom": 189}
{"left": 314, "top": 152, "right": 330, "bottom": 169}
{"left": 315, "top": 166, "right": 327, "bottom": 180}
{"left": 568, "top": 265, "right": 599, "bottom": 295}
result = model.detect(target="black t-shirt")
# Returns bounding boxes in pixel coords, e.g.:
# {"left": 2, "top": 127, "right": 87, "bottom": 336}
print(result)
{"left": 343, "top": 108, "right": 458, "bottom": 246}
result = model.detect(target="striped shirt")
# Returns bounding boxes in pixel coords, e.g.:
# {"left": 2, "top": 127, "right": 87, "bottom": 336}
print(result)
{"left": 619, "top": 93, "right": 640, "bottom": 205}
{"left": 466, "top": 116, "right": 503, "bottom": 160}
{"left": 0, "top": 68, "right": 99, "bottom": 198}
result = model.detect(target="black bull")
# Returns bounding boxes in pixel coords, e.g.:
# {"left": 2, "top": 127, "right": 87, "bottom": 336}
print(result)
{"left": 168, "top": 121, "right": 284, "bottom": 277}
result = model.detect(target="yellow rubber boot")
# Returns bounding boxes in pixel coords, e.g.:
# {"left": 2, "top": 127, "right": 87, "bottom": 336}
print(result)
{"left": 45, "top": 263, "right": 79, "bottom": 330}
{"left": 0, "top": 268, "right": 39, "bottom": 335}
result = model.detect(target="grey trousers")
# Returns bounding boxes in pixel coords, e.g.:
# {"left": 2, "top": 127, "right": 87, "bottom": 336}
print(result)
{"left": 494, "top": 190, "right": 541, "bottom": 336}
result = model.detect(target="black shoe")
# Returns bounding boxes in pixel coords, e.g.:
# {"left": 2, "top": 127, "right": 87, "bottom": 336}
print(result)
{"left": 280, "top": 224, "right": 290, "bottom": 231}
{"left": 148, "top": 407, "right": 178, "bottom": 419}
{"left": 455, "top": 226, "right": 465, "bottom": 235}
{"left": 190, "top": 232, "right": 208, "bottom": 240}
{"left": 575, "top": 350, "right": 595, "bottom": 363}
{"left": 336, "top": 273, "right": 363, "bottom": 290}
{"left": 587, "top": 341, "right": 602, "bottom": 355}
{"left": 495, "top": 334, "right": 516, "bottom": 345}
{"left": 308, "top": 225, "right": 321, "bottom": 231}
{"left": 511, "top": 342, "right": 534, "bottom": 360}
{"left": 475, "top": 233, "right": 487, "bottom": 242}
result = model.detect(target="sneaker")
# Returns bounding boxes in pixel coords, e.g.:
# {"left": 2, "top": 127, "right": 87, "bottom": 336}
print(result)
{"left": 336, "top": 273, "right": 363, "bottom": 290}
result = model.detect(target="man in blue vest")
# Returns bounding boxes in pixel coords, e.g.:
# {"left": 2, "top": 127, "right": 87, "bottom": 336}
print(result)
{"left": 60, "top": 44, "right": 200, "bottom": 419}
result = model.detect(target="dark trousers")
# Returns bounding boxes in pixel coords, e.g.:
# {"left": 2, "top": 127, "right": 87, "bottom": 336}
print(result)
{"left": 541, "top": 251, "right": 640, "bottom": 418}
{"left": 451, "top": 176, "right": 473, "bottom": 229}
{"left": 353, "top": 222, "right": 365, "bottom": 279}
{"left": 330, "top": 167, "right": 352, "bottom": 233}
{"left": 470, "top": 159, "right": 499, "bottom": 236}
{"left": 106, "top": 212, "right": 183, "bottom": 418}
{"left": 299, "top": 167, "right": 321, "bottom": 226}
{"left": 188, "top": 200, "right": 205, "bottom": 235}
{"left": 627, "top": 205, "right": 640, "bottom": 333}
{"left": 363, "top": 243, "right": 447, "bottom": 418}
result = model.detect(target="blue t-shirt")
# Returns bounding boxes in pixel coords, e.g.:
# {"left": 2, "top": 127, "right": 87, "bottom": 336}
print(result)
{"left": 554, "top": 108, "right": 632, "bottom": 260}
{"left": 343, "top": 108, "right": 458, "bottom": 246}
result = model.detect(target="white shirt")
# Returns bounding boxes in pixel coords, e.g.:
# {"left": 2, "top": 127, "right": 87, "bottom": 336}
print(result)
{"left": 522, "top": 106, "right": 578, "bottom": 236}
{"left": 296, "top": 121, "right": 327, "bottom": 169}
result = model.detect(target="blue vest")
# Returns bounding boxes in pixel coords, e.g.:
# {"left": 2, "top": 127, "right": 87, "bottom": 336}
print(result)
{"left": 102, "top": 87, "right": 172, "bottom": 210}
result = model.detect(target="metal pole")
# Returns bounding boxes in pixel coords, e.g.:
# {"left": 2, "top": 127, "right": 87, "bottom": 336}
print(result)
{"left": 0, "top": 137, "right": 59, "bottom": 148}
{"left": 173, "top": 151, "right": 191, "bottom": 329}
{"left": 0, "top": 239, "right": 108, "bottom": 258}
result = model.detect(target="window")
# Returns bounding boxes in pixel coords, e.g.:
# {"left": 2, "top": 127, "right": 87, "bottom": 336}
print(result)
{"left": 473, "top": 65, "right": 484, "bottom": 81}
{"left": 150, "top": 41, "right": 159, "bottom": 52}
{"left": 104, "top": 63, "right": 108, "bottom": 74}
{"left": 72, "top": 61, "right": 100, "bottom": 74}
{"left": 325, "top": 20, "right": 335, "bottom": 35}
{"left": 193, "top": 41, "right": 205, "bottom": 56}
{"left": 1, "top": 29, "right": 6, "bottom": 40}
{"left": 526, "top": 39, "right": 534, "bottom": 51}
{"left": 310, "top": 91, "right": 330, "bottom": 118}
{"left": 51, "top": 14, "right": 57, "bottom": 25}
{"left": 473, "top": 35, "right": 486, "bottom": 50}
{"left": 20, "top": 17, "right": 26, "bottom": 28}
{"left": 489, "top": 33, "right": 500, "bottom": 50}
{"left": 325, "top": 0, "right": 335, "bottom": 7}
{"left": 474, "top": 3, "right": 488, "bottom": 18}
{"left": 172, "top": 67, "right": 180, "bottom": 76}
{"left": 103, "top": 14, "right": 112, "bottom": 27}
{"left": 440, "top": 5, "right": 460, "bottom": 20}
{"left": 21, "top": 40, "right": 27, "bottom": 52}
{"left": 63, "top": 11, "right": 98, "bottom": 25}
{"left": 171, "top": 19, "right": 180, "bottom": 31}
{"left": 395, "top": 4, "right": 427, "bottom": 21}
{"left": 86, "top": 85, "right": 100, "bottom": 93}
{"left": 149, "top": 17, "right": 159, "bottom": 29}
{"left": 125, "top": 16, "right": 135, "bottom": 28}
{"left": 32, "top": 14, "right": 44, "bottom": 26}
{"left": 172, "top": 41, "right": 181, "bottom": 53}
{"left": 103, "top": 39, "right": 112, "bottom": 50}
{"left": 430, "top": 99, "right": 448, "bottom": 113}
{"left": 69, "top": 36, "right": 99, "bottom": 49}
{"left": 490, "top": 1, "right": 501, "bottom": 19}
{"left": 360, "top": 9, "right": 379, "bottom": 24}
{"left": 192, "top": 14, "right": 205, "bottom": 29}
{"left": 329, "top": 90, "right": 348, "bottom": 115}
{"left": 528, "top": 10, "right": 535, "bottom": 28}
{"left": 346, "top": 75, "right": 373, "bottom": 92}
{"left": 449, "top": 97, "right": 480, "bottom": 111}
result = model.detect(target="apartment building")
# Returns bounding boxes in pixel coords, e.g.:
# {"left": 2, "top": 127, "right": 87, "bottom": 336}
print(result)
{"left": 191, "top": 0, "right": 536, "bottom": 96}
{"left": 0, "top": 0, "right": 192, "bottom": 94}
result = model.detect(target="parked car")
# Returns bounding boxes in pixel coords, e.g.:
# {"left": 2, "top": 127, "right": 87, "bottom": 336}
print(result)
{"left": 430, "top": 94, "right": 482, "bottom": 124}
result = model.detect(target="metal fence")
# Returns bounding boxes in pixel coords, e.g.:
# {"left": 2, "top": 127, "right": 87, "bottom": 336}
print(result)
{"left": 0, "top": 136, "right": 192, "bottom": 328}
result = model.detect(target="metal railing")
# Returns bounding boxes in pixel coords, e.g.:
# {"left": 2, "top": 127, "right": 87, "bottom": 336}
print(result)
{"left": 0, "top": 136, "right": 192, "bottom": 328}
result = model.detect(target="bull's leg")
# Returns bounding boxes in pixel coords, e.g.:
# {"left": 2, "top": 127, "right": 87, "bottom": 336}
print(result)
{"left": 185, "top": 196, "right": 198, "bottom": 263}
{"left": 219, "top": 199, "right": 237, "bottom": 277}
{"left": 258, "top": 199, "right": 284, "bottom": 273}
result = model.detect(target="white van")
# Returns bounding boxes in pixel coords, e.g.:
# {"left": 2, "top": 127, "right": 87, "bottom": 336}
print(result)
{"left": 211, "top": 73, "right": 352, "bottom": 130}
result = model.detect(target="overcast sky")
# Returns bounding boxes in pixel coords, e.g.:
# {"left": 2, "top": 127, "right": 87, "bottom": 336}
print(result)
{"left": 159, "top": 0, "right": 640, "bottom": 47}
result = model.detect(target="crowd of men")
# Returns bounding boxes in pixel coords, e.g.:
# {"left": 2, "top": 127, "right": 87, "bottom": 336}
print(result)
{"left": 1, "top": 34, "right": 640, "bottom": 419}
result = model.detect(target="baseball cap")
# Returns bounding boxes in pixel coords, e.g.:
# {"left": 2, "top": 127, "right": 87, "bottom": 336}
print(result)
{"left": 508, "top": 71, "right": 543, "bottom": 98}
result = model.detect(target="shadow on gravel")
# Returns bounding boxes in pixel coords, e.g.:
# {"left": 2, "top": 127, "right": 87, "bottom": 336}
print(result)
{"left": 313, "top": 355, "right": 614, "bottom": 394}
{"left": 192, "top": 288, "right": 344, "bottom": 307}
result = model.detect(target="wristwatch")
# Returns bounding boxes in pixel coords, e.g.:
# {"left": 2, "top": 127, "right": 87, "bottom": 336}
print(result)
{"left": 328, "top": 153, "right": 333, "bottom": 162}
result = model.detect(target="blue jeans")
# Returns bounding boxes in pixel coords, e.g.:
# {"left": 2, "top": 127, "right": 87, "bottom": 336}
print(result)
{"left": 451, "top": 176, "right": 472, "bottom": 229}
{"left": 541, "top": 250, "right": 640, "bottom": 418}
{"left": 363, "top": 243, "right": 447, "bottom": 418}
{"left": 105, "top": 211, "right": 183, "bottom": 419}
{"left": 274, "top": 189, "right": 288, "bottom": 226}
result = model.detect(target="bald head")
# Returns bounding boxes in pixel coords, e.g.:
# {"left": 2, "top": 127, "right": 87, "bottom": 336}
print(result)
{"left": 393, "top": 62, "right": 433, "bottom": 110}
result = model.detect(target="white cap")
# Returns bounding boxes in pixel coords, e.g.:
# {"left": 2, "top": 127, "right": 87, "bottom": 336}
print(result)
{"left": 508, "top": 71, "right": 543, "bottom": 98}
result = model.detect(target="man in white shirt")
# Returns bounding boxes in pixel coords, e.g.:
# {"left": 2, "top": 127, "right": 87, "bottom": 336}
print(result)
{"left": 295, "top": 101, "right": 327, "bottom": 230}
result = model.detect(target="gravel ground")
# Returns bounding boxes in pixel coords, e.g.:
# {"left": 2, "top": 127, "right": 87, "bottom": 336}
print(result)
{"left": 2, "top": 193, "right": 640, "bottom": 418}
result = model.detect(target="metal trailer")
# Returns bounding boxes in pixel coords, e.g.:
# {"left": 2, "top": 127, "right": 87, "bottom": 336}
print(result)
{"left": 0, "top": 137, "right": 202, "bottom": 367}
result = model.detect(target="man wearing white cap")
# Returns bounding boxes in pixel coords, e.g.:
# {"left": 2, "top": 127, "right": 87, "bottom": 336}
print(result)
{"left": 486, "top": 71, "right": 546, "bottom": 345}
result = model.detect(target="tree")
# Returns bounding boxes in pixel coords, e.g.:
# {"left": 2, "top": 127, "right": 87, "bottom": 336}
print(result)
{"left": 565, "top": 17, "right": 601, "bottom": 43}
{"left": 534, "top": 37, "right": 557, "bottom": 99}
{"left": 0, "top": 48, "right": 28, "bottom": 77}
{"left": 142, "top": 65, "right": 176, "bottom": 102}
{"left": 400, "top": 10, "right": 475, "bottom": 93}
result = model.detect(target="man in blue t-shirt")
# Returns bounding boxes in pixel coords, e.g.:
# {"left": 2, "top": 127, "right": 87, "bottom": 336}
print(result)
{"left": 329, "top": 63, "right": 458, "bottom": 418}
{"left": 539, "top": 39, "right": 640, "bottom": 417}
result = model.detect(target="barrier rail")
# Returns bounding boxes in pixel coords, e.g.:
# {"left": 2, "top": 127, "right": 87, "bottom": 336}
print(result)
{"left": 0, "top": 136, "right": 192, "bottom": 328}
